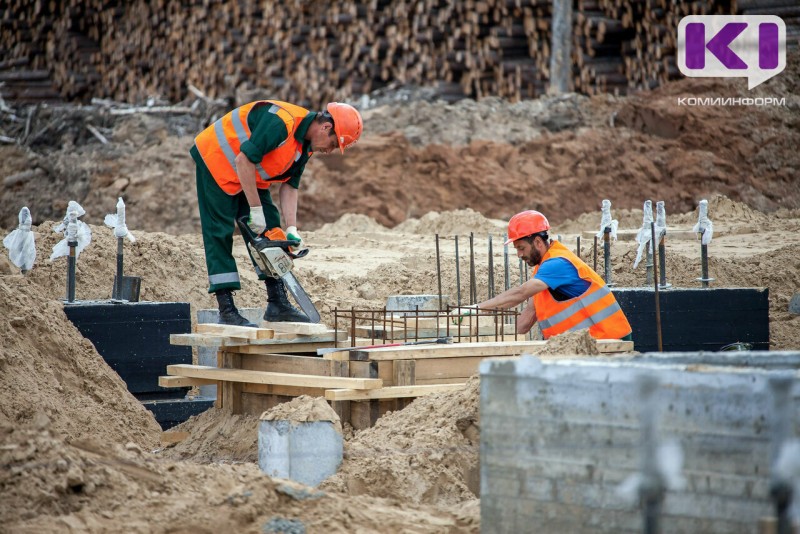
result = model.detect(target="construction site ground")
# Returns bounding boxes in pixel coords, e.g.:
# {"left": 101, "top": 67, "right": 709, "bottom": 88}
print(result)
{"left": 1, "top": 58, "right": 799, "bottom": 531}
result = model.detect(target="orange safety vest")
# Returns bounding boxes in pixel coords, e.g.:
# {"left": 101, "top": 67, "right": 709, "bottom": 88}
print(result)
{"left": 194, "top": 100, "right": 310, "bottom": 195}
{"left": 532, "top": 241, "right": 632, "bottom": 340}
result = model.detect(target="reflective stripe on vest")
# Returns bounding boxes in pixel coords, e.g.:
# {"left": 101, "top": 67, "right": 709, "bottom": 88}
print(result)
{"left": 195, "top": 100, "right": 307, "bottom": 195}
{"left": 533, "top": 241, "right": 632, "bottom": 340}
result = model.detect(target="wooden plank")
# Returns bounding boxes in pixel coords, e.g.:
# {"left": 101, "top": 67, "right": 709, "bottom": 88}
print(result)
{"left": 170, "top": 333, "right": 250, "bottom": 347}
{"left": 416, "top": 377, "right": 477, "bottom": 385}
{"left": 325, "top": 384, "right": 465, "bottom": 401}
{"left": 230, "top": 341, "right": 335, "bottom": 354}
{"left": 415, "top": 356, "right": 484, "bottom": 381}
{"left": 239, "top": 353, "right": 333, "bottom": 376}
{"left": 221, "top": 352, "right": 243, "bottom": 414}
{"left": 261, "top": 321, "right": 332, "bottom": 335}
{"left": 166, "top": 364, "right": 383, "bottom": 390}
{"left": 393, "top": 359, "right": 416, "bottom": 410}
{"left": 196, "top": 323, "right": 274, "bottom": 340}
{"left": 353, "top": 320, "right": 514, "bottom": 340}
{"left": 158, "top": 375, "right": 217, "bottom": 388}
{"left": 330, "top": 360, "right": 351, "bottom": 424}
{"left": 349, "top": 360, "right": 379, "bottom": 429}
{"left": 242, "top": 383, "right": 327, "bottom": 398}
{"left": 160, "top": 431, "right": 190, "bottom": 445}
{"left": 352, "top": 339, "right": 634, "bottom": 361}
{"left": 248, "top": 331, "right": 346, "bottom": 344}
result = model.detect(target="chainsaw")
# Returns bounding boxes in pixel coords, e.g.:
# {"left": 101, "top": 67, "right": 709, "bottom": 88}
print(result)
{"left": 236, "top": 216, "right": 321, "bottom": 323}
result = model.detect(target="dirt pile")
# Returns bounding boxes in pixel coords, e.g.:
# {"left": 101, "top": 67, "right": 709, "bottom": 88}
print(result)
{"left": 0, "top": 275, "right": 161, "bottom": 449}
{"left": 320, "top": 377, "right": 480, "bottom": 507}
{"left": 159, "top": 408, "right": 260, "bottom": 464}
{"left": 534, "top": 329, "right": 601, "bottom": 357}
{"left": 1, "top": 421, "right": 474, "bottom": 533}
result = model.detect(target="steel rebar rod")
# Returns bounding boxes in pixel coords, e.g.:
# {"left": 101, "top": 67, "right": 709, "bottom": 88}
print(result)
{"left": 435, "top": 234, "right": 442, "bottom": 310}
{"left": 576, "top": 236, "right": 581, "bottom": 260}
{"left": 455, "top": 235, "right": 461, "bottom": 306}
{"left": 593, "top": 235, "right": 598, "bottom": 272}
{"left": 658, "top": 236, "right": 670, "bottom": 288}
{"left": 700, "top": 240, "right": 710, "bottom": 288}
{"left": 114, "top": 237, "right": 124, "bottom": 299}
{"left": 67, "top": 240, "right": 77, "bottom": 303}
{"left": 651, "top": 222, "right": 663, "bottom": 352}
{"left": 488, "top": 234, "right": 494, "bottom": 299}
{"left": 469, "top": 232, "right": 476, "bottom": 305}
{"left": 603, "top": 226, "right": 612, "bottom": 285}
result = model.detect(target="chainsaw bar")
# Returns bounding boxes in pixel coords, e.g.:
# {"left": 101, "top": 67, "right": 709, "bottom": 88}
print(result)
{"left": 281, "top": 272, "right": 321, "bottom": 323}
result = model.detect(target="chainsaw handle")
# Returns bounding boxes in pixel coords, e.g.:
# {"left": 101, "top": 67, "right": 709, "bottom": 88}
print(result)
{"left": 236, "top": 216, "right": 308, "bottom": 259}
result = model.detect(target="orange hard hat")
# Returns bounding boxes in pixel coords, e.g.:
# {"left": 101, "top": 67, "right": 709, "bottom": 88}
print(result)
{"left": 504, "top": 210, "right": 550, "bottom": 245}
{"left": 326, "top": 102, "right": 363, "bottom": 154}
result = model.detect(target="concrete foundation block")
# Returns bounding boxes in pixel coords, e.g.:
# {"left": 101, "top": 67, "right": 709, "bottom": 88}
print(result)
{"left": 480, "top": 352, "right": 800, "bottom": 534}
{"left": 258, "top": 420, "right": 343, "bottom": 487}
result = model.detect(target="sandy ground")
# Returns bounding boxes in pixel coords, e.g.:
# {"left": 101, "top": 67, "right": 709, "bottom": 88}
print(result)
{"left": 1, "top": 199, "right": 798, "bottom": 531}
{"left": 1, "top": 55, "right": 799, "bottom": 531}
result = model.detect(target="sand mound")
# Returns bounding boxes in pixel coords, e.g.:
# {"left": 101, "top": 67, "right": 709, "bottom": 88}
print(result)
{"left": 320, "top": 377, "right": 480, "bottom": 506}
{"left": 395, "top": 208, "right": 507, "bottom": 236}
{"left": 535, "top": 329, "right": 601, "bottom": 357}
{"left": 1, "top": 421, "right": 474, "bottom": 532}
{"left": 159, "top": 408, "right": 260, "bottom": 463}
{"left": 0, "top": 276, "right": 161, "bottom": 449}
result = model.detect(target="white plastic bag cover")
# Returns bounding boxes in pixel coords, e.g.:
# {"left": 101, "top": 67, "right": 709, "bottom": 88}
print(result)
{"left": 692, "top": 199, "right": 713, "bottom": 245}
{"left": 104, "top": 197, "right": 136, "bottom": 242}
{"left": 50, "top": 201, "right": 92, "bottom": 261}
{"left": 596, "top": 199, "right": 619, "bottom": 241}
{"left": 3, "top": 206, "right": 36, "bottom": 271}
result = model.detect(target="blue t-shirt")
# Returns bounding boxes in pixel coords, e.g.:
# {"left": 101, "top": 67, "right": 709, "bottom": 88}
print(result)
{"left": 533, "top": 257, "right": 591, "bottom": 301}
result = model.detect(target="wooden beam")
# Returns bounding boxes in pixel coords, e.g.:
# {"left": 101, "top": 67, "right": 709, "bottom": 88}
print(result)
{"left": 166, "top": 364, "right": 382, "bottom": 390}
{"left": 239, "top": 353, "right": 333, "bottom": 376}
{"left": 242, "top": 382, "right": 327, "bottom": 397}
{"left": 230, "top": 341, "right": 335, "bottom": 354}
{"left": 196, "top": 323, "right": 274, "bottom": 340}
{"left": 261, "top": 321, "right": 332, "bottom": 335}
{"left": 350, "top": 339, "right": 634, "bottom": 361}
{"left": 325, "top": 383, "right": 466, "bottom": 401}
{"left": 170, "top": 333, "right": 250, "bottom": 347}
{"left": 158, "top": 376, "right": 217, "bottom": 388}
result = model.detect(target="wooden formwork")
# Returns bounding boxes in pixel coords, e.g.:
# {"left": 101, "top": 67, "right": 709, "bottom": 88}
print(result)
{"left": 161, "top": 322, "right": 633, "bottom": 430}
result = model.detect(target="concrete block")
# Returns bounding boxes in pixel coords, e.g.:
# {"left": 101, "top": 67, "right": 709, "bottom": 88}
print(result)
{"left": 385, "top": 294, "right": 448, "bottom": 315}
{"left": 258, "top": 420, "right": 342, "bottom": 487}
{"left": 480, "top": 353, "right": 800, "bottom": 534}
{"left": 790, "top": 293, "right": 800, "bottom": 315}
{"left": 196, "top": 307, "right": 263, "bottom": 398}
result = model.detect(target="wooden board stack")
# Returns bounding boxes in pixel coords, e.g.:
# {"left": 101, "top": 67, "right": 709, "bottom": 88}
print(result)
{"left": 161, "top": 321, "right": 633, "bottom": 430}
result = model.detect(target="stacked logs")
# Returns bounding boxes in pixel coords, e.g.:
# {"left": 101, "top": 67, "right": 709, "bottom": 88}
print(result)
{"left": 3, "top": 0, "right": 796, "bottom": 107}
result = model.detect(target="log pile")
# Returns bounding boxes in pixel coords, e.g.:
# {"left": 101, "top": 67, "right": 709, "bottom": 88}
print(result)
{"left": 3, "top": 0, "right": 796, "bottom": 108}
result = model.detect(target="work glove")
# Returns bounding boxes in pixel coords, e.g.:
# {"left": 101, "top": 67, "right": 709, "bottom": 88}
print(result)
{"left": 286, "top": 225, "right": 308, "bottom": 253}
{"left": 451, "top": 304, "right": 479, "bottom": 326}
{"left": 248, "top": 206, "right": 267, "bottom": 234}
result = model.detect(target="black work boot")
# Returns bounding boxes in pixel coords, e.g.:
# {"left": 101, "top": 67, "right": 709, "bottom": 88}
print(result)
{"left": 264, "top": 278, "right": 310, "bottom": 322}
{"left": 215, "top": 289, "right": 257, "bottom": 327}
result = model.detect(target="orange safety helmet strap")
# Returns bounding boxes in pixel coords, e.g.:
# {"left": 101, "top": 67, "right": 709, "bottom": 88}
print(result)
{"left": 326, "top": 102, "right": 363, "bottom": 154}
{"left": 505, "top": 210, "right": 550, "bottom": 245}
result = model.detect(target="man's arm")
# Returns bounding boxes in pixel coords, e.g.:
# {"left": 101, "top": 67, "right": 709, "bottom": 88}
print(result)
{"left": 279, "top": 183, "right": 298, "bottom": 227}
{"left": 477, "top": 277, "right": 548, "bottom": 310}
{"left": 516, "top": 298, "right": 536, "bottom": 334}
{"left": 235, "top": 152, "right": 261, "bottom": 208}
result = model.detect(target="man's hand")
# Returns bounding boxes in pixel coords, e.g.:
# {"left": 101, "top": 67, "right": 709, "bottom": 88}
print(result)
{"left": 286, "top": 225, "right": 308, "bottom": 252}
{"left": 451, "top": 304, "right": 479, "bottom": 325}
{"left": 248, "top": 206, "right": 267, "bottom": 234}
